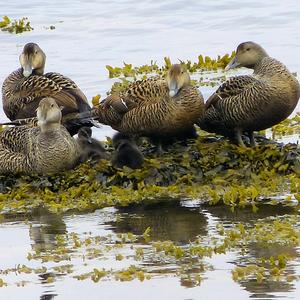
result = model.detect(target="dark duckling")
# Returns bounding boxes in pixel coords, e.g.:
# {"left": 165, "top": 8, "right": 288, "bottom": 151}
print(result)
{"left": 77, "top": 127, "right": 108, "bottom": 163}
{"left": 111, "top": 132, "right": 144, "bottom": 169}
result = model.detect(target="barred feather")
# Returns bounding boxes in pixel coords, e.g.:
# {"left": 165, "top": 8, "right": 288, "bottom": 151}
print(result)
{"left": 92, "top": 66, "right": 204, "bottom": 141}
{"left": 2, "top": 43, "right": 92, "bottom": 135}
{"left": 0, "top": 98, "right": 80, "bottom": 175}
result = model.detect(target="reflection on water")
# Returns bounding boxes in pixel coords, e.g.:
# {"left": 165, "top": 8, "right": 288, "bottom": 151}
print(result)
{"left": 0, "top": 201, "right": 299, "bottom": 299}
{"left": 107, "top": 201, "right": 207, "bottom": 243}
{"left": 203, "top": 203, "right": 296, "bottom": 224}
{"left": 203, "top": 204, "right": 299, "bottom": 298}
{"left": 29, "top": 207, "right": 66, "bottom": 253}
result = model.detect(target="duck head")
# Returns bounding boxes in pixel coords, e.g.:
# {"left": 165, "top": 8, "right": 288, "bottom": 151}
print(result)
{"left": 37, "top": 98, "right": 62, "bottom": 132}
{"left": 166, "top": 64, "right": 190, "bottom": 97}
{"left": 78, "top": 127, "right": 93, "bottom": 144}
{"left": 225, "top": 41, "right": 268, "bottom": 71}
{"left": 19, "top": 43, "right": 46, "bottom": 77}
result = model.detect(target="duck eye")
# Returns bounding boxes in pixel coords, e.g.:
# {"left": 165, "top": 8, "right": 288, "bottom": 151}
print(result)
{"left": 51, "top": 104, "right": 54, "bottom": 108}
{"left": 181, "top": 71, "right": 184, "bottom": 74}
{"left": 246, "top": 48, "right": 250, "bottom": 51}
{"left": 35, "top": 51, "right": 38, "bottom": 54}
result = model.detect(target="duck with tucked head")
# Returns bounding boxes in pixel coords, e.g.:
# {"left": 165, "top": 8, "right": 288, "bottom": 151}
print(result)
{"left": 92, "top": 64, "right": 204, "bottom": 152}
{"left": 0, "top": 97, "right": 80, "bottom": 175}
{"left": 198, "top": 41, "right": 300, "bottom": 146}
{"left": 77, "top": 127, "right": 108, "bottom": 163}
{"left": 2, "top": 42, "right": 93, "bottom": 136}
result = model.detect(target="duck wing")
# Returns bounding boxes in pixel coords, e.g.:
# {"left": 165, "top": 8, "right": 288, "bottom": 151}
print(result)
{"left": 0, "top": 126, "right": 34, "bottom": 153}
{"left": 100, "top": 76, "right": 168, "bottom": 115}
{"left": 121, "top": 76, "right": 168, "bottom": 105}
{"left": 44, "top": 72, "right": 91, "bottom": 112}
{"left": 5, "top": 72, "right": 90, "bottom": 120}
{"left": 205, "top": 75, "right": 259, "bottom": 109}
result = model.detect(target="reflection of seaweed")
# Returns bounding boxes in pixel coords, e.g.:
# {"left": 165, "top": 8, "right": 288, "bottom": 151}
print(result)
{"left": 219, "top": 215, "right": 300, "bottom": 296}
{"left": 208, "top": 205, "right": 299, "bottom": 296}
{"left": 204, "top": 203, "right": 295, "bottom": 223}
{"left": 29, "top": 207, "right": 66, "bottom": 253}
{"left": 0, "top": 16, "right": 33, "bottom": 34}
{"left": 107, "top": 201, "right": 208, "bottom": 243}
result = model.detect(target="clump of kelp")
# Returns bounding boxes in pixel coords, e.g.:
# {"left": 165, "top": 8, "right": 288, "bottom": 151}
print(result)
{"left": 272, "top": 112, "right": 300, "bottom": 137}
{"left": 0, "top": 134, "right": 300, "bottom": 215}
{"left": 106, "top": 54, "right": 235, "bottom": 78}
{"left": 0, "top": 16, "right": 33, "bottom": 34}
{"left": 103, "top": 54, "right": 234, "bottom": 96}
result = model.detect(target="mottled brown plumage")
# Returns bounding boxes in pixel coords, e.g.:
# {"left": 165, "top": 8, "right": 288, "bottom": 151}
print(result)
{"left": 92, "top": 64, "right": 204, "bottom": 145}
{"left": 2, "top": 42, "right": 92, "bottom": 135}
{"left": 198, "top": 42, "right": 300, "bottom": 146}
{"left": 0, "top": 98, "right": 80, "bottom": 175}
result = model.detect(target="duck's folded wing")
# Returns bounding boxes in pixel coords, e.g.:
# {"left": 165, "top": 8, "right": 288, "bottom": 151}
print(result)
{"left": 121, "top": 76, "right": 168, "bottom": 105}
{"left": 0, "top": 126, "right": 32, "bottom": 153}
{"left": 101, "top": 93, "right": 138, "bottom": 114}
{"left": 45, "top": 72, "right": 91, "bottom": 112}
{"left": 100, "top": 77, "right": 168, "bottom": 113}
{"left": 205, "top": 75, "right": 259, "bottom": 109}
{"left": 18, "top": 73, "right": 90, "bottom": 113}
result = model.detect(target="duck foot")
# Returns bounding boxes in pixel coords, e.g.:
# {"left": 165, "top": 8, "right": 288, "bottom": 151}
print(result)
{"left": 155, "top": 143, "right": 165, "bottom": 156}
{"left": 234, "top": 128, "right": 246, "bottom": 147}
{"left": 248, "top": 131, "right": 257, "bottom": 147}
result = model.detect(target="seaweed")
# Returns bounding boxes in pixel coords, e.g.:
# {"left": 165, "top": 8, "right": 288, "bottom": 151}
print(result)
{"left": 105, "top": 53, "right": 235, "bottom": 79}
{"left": 0, "top": 16, "right": 33, "bottom": 34}
{"left": 0, "top": 134, "right": 299, "bottom": 216}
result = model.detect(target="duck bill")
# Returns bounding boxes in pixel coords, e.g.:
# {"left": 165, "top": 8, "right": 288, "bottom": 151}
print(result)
{"left": 20, "top": 53, "right": 33, "bottom": 77}
{"left": 22, "top": 63, "right": 33, "bottom": 77}
{"left": 225, "top": 57, "right": 240, "bottom": 71}
{"left": 169, "top": 81, "right": 178, "bottom": 97}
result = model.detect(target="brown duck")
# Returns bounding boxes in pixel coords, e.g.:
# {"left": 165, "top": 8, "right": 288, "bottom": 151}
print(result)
{"left": 198, "top": 41, "right": 300, "bottom": 146}
{"left": 92, "top": 64, "right": 204, "bottom": 149}
{"left": 2, "top": 42, "right": 92, "bottom": 135}
{"left": 0, "top": 97, "right": 80, "bottom": 175}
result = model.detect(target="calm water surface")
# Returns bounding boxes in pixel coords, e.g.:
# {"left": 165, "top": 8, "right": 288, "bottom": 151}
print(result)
{"left": 1, "top": 0, "right": 300, "bottom": 299}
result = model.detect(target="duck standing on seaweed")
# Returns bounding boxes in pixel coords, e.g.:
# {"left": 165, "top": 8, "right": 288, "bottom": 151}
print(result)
{"left": 198, "top": 42, "right": 300, "bottom": 146}
{"left": 92, "top": 64, "right": 205, "bottom": 153}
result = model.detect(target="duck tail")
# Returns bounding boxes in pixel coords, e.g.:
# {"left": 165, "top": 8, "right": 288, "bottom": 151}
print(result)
{"left": 0, "top": 117, "right": 37, "bottom": 127}
{"left": 62, "top": 112, "right": 101, "bottom": 136}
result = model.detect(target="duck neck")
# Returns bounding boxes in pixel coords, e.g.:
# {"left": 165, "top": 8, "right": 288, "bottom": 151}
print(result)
{"left": 252, "top": 52, "right": 269, "bottom": 73}
{"left": 39, "top": 122, "right": 61, "bottom": 133}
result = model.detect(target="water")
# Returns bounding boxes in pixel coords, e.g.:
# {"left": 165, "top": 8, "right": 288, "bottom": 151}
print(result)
{"left": 1, "top": 0, "right": 300, "bottom": 299}
{"left": 0, "top": 203, "right": 299, "bottom": 299}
